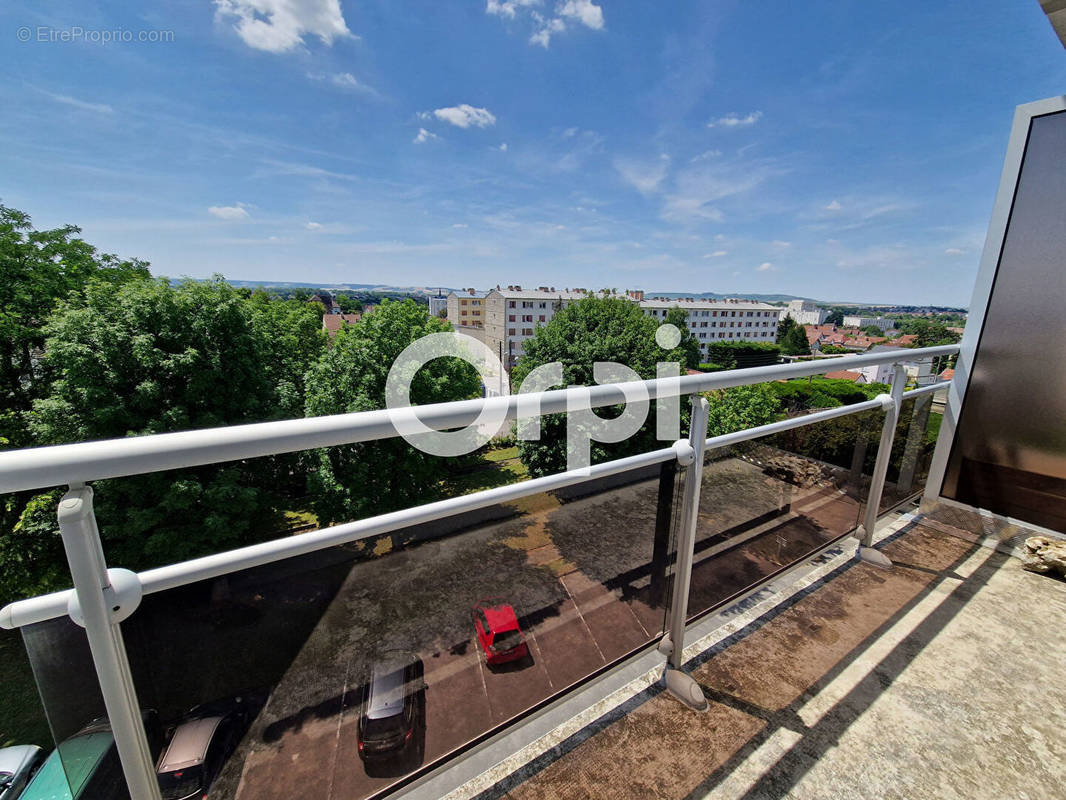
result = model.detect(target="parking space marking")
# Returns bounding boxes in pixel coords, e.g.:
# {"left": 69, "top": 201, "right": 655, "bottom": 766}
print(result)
{"left": 559, "top": 577, "right": 606, "bottom": 664}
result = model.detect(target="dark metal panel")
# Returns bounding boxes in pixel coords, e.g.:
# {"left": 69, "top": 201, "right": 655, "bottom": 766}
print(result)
{"left": 943, "top": 110, "right": 1066, "bottom": 530}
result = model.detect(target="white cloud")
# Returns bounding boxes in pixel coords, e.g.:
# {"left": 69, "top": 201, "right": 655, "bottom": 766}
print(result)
{"left": 825, "top": 199, "right": 842, "bottom": 211}
{"left": 487, "top": 0, "right": 604, "bottom": 47}
{"left": 558, "top": 0, "right": 604, "bottom": 30}
{"left": 214, "top": 0, "right": 352, "bottom": 53}
{"left": 772, "top": 240, "right": 791, "bottom": 248}
{"left": 704, "top": 251, "right": 728, "bottom": 258}
{"left": 427, "top": 104, "right": 496, "bottom": 129}
{"left": 499, "top": 142, "right": 509, "bottom": 151}
{"left": 307, "top": 71, "right": 376, "bottom": 93}
{"left": 43, "top": 91, "right": 113, "bottom": 114}
{"left": 452, "top": 223, "right": 469, "bottom": 228}
{"left": 413, "top": 127, "right": 439, "bottom": 144}
{"left": 756, "top": 262, "right": 774, "bottom": 272}
{"left": 530, "top": 16, "right": 565, "bottom": 47}
{"left": 708, "top": 111, "right": 763, "bottom": 128}
{"left": 208, "top": 203, "right": 251, "bottom": 220}
{"left": 690, "top": 149, "right": 721, "bottom": 163}
{"left": 305, "top": 221, "right": 322, "bottom": 230}
{"left": 662, "top": 158, "right": 778, "bottom": 223}
{"left": 614, "top": 155, "right": 670, "bottom": 195}
{"left": 944, "top": 247, "right": 965, "bottom": 255}
{"left": 486, "top": 0, "right": 541, "bottom": 19}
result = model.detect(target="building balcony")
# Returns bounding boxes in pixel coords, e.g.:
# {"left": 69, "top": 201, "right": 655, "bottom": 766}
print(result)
{"left": 3, "top": 96, "right": 1066, "bottom": 800}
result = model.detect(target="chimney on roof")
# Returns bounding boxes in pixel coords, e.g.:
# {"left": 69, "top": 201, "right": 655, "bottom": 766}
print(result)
{"left": 538, "top": 286, "right": 549, "bottom": 292}
{"left": 468, "top": 288, "right": 475, "bottom": 295}
{"left": 550, "top": 286, "right": 556, "bottom": 292}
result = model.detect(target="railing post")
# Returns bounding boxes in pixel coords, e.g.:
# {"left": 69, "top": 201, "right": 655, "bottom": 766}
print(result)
{"left": 56, "top": 484, "right": 162, "bottom": 800}
{"left": 663, "top": 396, "right": 710, "bottom": 712}
{"left": 857, "top": 364, "right": 906, "bottom": 567}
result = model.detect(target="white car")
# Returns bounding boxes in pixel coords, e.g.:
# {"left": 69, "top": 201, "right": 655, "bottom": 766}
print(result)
{"left": 0, "top": 745, "right": 44, "bottom": 800}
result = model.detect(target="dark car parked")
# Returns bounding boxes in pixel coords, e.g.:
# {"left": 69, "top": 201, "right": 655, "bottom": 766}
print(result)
{"left": 357, "top": 651, "right": 425, "bottom": 764}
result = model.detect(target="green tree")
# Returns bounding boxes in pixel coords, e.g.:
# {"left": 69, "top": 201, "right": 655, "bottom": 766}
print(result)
{"left": 335, "top": 293, "right": 363, "bottom": 313}
{"left": 705, "top": 384, "right": 779, "bottom": 438}
{"left": 27, "top": 278, "right": 307, "bottom": 573}
{"left": 894, "top": 318, "right": 960, "bottom": 347}
{"left": 663, "top": 306, "right": 702, "bottom": 370}
{"left": 0, "top": 204, "right": 150, "bottom": 450}
{"left": 861, "top": 325, "right": 884, "bottom": 336}
{"left": 825, "top": 308, "right": 845, "bottom": 326}
{"left": 304, "top": 299, "right": 481, "bottom": 524}
{"left": 781, "top": 325, "right": 812, "bottom": 356}
{"left": 777, "top": 314, "right": 797, "bottom": 343}
{"left": 513, "top": 297, "right": 687, "bottom": 478}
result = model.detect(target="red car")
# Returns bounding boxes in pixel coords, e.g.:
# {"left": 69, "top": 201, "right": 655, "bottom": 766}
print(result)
{"left": 472, "top": 598, "right": 529, "bottom": 666}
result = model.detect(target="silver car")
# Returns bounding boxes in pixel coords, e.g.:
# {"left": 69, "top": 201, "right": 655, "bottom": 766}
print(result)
{"left": 0, "top": 745, "right": 44, "bottom": 800}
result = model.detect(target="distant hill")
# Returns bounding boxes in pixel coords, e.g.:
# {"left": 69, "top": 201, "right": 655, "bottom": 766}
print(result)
{"left": 647, "top": 291, "right": 814, "bottom": 304}
{"left": 171, "top": 278, "right": 454, "bottom": 296}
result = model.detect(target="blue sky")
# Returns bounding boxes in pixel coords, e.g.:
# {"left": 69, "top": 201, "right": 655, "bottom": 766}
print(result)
{"left": 2, "top": 1, "right": 1064, "bottom": 306}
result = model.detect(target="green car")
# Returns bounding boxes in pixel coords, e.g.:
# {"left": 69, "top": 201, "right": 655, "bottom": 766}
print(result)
{"left": 20, "top": 715, "right": 162, "bottom": 800}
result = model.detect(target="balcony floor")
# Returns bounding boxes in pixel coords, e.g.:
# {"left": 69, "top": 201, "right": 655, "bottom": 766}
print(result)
{"left": 478, "top": 521, "right": 1066, "bottom": 800}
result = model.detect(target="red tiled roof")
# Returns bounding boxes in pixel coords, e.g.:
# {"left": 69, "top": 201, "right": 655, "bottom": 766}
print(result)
{"left": 322, "top": 313, "right": 362, "bottom": 337}
{"left": 824, "top": 370, "right": 864, "bottom": 382}
{"left": 939, "top": 368, "right": 955, "bottom": 380}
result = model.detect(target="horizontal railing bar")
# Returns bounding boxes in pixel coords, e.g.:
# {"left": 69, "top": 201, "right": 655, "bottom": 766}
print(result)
{"left": 0, "top": 444, "right": 680, "bottom": 629}
{"left": 0, "top": 345, "right": 957, "bottom": 493}
{"left": 0, "top": 382, "right": 901, "bottom": 630}
{"left": 901, "top": 381, "right": 952, "bottom": 399}
{"left": 705, "top": 397, "right": 888, "bottom": 451}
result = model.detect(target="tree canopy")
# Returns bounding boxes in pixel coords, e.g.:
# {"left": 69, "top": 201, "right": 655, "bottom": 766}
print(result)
{"left": 512, "top": 297, "right": 688, "bottom": 478}
{"left": 0, "top": 204, "right": 150, "bottom": 449}
{"left": 304, "top": 299, "right": 482, "bottom": 524}
{"left": 26, "top": 277, "right": 324, "bottom": 572}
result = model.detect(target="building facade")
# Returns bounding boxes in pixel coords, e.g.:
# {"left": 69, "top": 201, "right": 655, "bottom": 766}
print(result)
{"left": 446, "top": 289, "right": 487, "bottom": 329}
{"left": 428, "top": 292, "right": 448, "bottom": 319}
{"left": 639, "top": 298, "right": 782, "bottom": 361}
{"left": 784, "top": 299, "right": 827, "bottom": 325}
{"left": 843, "top": 315, "right": 894, "bottom": 332}
{"left": 485, "top": 287, "right": 592, "bottom": 369}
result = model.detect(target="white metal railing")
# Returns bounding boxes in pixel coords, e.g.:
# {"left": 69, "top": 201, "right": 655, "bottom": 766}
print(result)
{"left": 0, "top": 344, "right": 958, "bottom": 800}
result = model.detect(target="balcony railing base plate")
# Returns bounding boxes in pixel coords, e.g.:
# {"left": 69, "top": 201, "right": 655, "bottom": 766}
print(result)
{"left": 858, "top": 547, "right": 893, "bottom": 569}
{"left": 664, "top": 668, "right": 709, "bottom": 712}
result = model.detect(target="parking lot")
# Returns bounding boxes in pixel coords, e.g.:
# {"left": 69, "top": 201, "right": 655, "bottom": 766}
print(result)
{"left": 205, "top": 450, "right": 861, "bottom": 800}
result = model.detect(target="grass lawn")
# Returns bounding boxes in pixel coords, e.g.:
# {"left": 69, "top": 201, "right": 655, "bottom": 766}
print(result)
{"left": 438, "top": 447, "right": 529, "bottom": 498}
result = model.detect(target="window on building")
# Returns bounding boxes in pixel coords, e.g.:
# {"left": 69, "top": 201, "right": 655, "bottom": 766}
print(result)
{"left": 509, "top": 314, "right": 516, "bottom": 321}
{"left": 509, "top": 300, "right": 516, "bottom": 308}
{"left": 522, "top": 328, "right": 533, "bottom": 336}
{"left": 539, "top": 315, "right": 545, "bottom": 322}
{"left": 508, "top": 328, "right": 516, "bottom": 335}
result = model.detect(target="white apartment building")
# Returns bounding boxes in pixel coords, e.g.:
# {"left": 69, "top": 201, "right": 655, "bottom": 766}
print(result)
{"left": 428, "top": 293, "right": 448, "bottom": 318}
{"left": 856, "top": 345, "right": 936, "bottom": 386}
{"left": 485, "top": 286, "right": 595, "bottom": 369}
{"left": 639, "top": 298, "right": 782, "bottom": 360}
{"left": 478, "top": 288, "right": 782, "bottom": 372}
{"left": 784, "top": 299, "right": 827, "bottom": 325}
{"left": 843, "top": 315, "right": 894, "bottom": 332}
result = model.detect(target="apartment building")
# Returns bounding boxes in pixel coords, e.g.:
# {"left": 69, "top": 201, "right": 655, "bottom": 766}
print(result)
{"left": 639, "top": 298, "right": 782, "bottom": 360}
{"left": 784, "top": 299, "right": 827, "bottom": 325}
{"left": 428, "top": 291, "right": 448, "bottom": 318}
{"left": 843, "top": 315, "right": 894, "bottom": 332}
{"left": 484, "top": 286, "right": 595, "bottom": 369}
{"left": 446, "top": 289, "right": 487, "bottom": 329}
